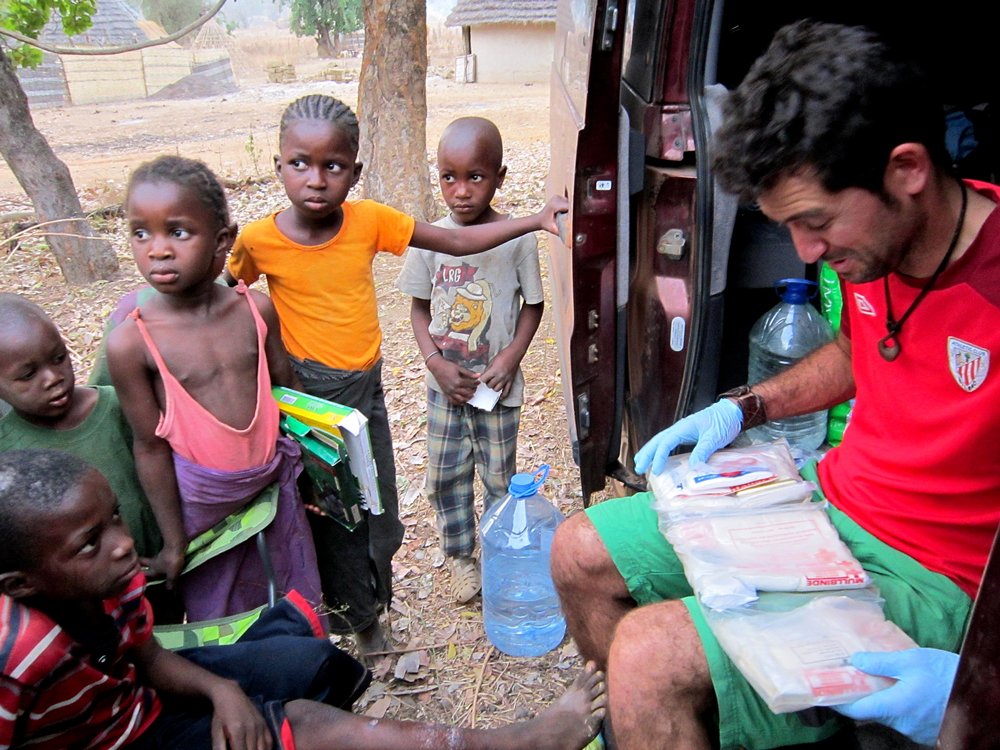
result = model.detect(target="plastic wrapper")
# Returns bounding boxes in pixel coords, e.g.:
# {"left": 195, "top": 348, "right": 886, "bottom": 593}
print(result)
{"left": 703, "top": 590, "right": 917, "bottom": 713}
{"left": 649, "top": 441, "right": 816, "bottom": 523}
{"left": 664, "top": 503, "right": 870, "bottom": 609}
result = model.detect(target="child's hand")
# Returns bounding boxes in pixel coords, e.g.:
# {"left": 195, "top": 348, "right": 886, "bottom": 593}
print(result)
{"left": 209, "top": 679, "right": 272, "bottom": 750}
{"left": 481, "top": 349, "right": 520, "bottom": 398}
{"left": 537, "top": 195, "right": 570, "bottom": 235}
{"left": 141, "top": 544, "right": 186, "bottom": 589}
{"left": 428, "top": 357, "right": 479, "bottom": 405}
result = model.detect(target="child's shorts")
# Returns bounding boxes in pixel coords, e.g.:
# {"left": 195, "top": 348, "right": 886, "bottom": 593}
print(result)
{"left": 586, "top": 481, "right": 971, "bottom": 750}
{"left": 130, "top": 593, "right": 370, "bottom": 750}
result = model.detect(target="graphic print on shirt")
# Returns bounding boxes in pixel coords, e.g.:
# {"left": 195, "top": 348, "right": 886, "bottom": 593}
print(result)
{"left": 948, "top": 336, "right": 990, "bottom": 392}
{"left": 853, "top": 292, "right": 877, "bottom": 316}
{"left": 429, "top": 262, "right": 494, "bottom": 370}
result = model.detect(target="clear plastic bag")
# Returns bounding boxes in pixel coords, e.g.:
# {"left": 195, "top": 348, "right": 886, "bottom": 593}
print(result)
{"left": 664, "top": 503, "right": 870, "bottom": 610}
{"left": 649, "top": 441, "right": 816, "bottom": 523}
{"left": 703, "top": 590, "right": 917, "bottom": 713}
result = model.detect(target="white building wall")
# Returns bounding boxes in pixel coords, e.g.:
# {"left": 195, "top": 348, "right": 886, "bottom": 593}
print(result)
{"left": 471, "top": 23, "right": 554, "bottom": 84}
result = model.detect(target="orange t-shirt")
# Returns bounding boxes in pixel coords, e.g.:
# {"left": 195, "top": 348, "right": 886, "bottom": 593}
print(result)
{"left": 228, "top": 200, "right": 416, "bottom": 370}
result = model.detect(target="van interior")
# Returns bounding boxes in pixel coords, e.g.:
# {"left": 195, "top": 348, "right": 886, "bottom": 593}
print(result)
{"left": 694, "top": 0, "right": 998, "bottom": 394}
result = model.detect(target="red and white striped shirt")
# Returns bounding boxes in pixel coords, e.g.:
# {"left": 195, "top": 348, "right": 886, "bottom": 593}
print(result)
{"left": 0, "top": 574, "right": 160, "bottom": 749}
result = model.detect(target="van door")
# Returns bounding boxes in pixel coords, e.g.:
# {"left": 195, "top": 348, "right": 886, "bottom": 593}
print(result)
{"left": 548, "top": 0, "right": 628, "bottom": 502}
{"left": 549, "top": 0, "right": 714, "bottom": 502}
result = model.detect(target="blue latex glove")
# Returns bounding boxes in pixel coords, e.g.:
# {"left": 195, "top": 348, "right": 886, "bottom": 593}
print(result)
{"left": 831, "top": 648, "right": 959, "bottom": 746}
{"left": 633, "top": 399, "right": 743, "bottom": 475}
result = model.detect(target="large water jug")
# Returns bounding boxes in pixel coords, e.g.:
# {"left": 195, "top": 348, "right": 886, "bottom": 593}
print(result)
{"left": 748, "top": 279, "right": 834, "bottom": 450}
{"left": 481, "top": 465, "right": 567, "bottom": 657}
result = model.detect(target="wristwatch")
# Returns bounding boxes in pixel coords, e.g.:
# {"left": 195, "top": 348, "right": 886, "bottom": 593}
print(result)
{"left": 718, "top": 385, "right": 768, "bottom": 431}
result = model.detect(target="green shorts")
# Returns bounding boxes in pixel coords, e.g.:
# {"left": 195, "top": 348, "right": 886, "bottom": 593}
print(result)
{"left": 586, "top": 466, "right": 972, "bottom": 750}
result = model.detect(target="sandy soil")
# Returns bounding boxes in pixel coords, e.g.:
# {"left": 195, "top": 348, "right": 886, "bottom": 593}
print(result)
{"left": 0, "top": 72, "right": 551, "bottom": 207}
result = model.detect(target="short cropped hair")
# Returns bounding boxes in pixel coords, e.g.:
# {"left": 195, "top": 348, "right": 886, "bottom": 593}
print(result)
{"left": 712, "top": 20, "right": 952, "bottom": 202}
{"left": 0, "top": 450, "right": 92, "bottom": 571}
{"left": 0, "top": 293, "right": 49, "bottom": 331}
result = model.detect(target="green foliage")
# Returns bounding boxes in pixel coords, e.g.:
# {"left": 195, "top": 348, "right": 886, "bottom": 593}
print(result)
{"left": 286, "top": 0, "right": 362, "bottom": 43}
{"left": 0, "top": 0, "right": 98, "bottom": 67}
{"left": 138, "top": 0, "right": 201, "bottom": 35}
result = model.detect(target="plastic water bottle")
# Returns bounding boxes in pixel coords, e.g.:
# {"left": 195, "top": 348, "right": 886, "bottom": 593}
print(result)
{"left": 818, "top": 262, "right": 854, "bottom": 446}
{"left": 480, "top": 465, "right": 567, "bottom": 657}
{"left": 748, "top": 279, "right": 833, "bottom": 450}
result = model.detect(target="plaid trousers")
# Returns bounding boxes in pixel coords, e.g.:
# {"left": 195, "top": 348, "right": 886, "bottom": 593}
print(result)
{"left": 425, "top": 387, "right": 521, "bottom": 558}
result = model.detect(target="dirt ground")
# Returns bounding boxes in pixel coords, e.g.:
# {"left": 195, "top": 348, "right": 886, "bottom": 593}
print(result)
{"left": 0, "top": 57, "right": 614, "bottom": 730}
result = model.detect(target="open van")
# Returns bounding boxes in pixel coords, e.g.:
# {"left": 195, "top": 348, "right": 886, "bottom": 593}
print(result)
{"left": 547, "top": 2, "right": 998, "bottom": 747}
{"left": 547, "top": 0, "right": 997, "bottom": 503}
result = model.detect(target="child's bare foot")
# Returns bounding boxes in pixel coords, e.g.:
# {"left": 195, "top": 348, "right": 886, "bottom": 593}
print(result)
{"left": 499, "top": 661, "right": 607, "bottom": 750}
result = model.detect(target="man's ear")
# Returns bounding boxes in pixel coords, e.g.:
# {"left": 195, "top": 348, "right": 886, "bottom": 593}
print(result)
{"left": 496, "top": 164, "right": 508, "bottom": 191}
{"left": 884, "top": 143, "right": 931, "bottom": 199}
{"left": 352, "top": 161, "right": 364, "bottom": 188}
{"left": 273, "top": 154, "right": 282, "bottom": 177}
{"left": 0, "top": 571, "right": 37, "bottom": 599}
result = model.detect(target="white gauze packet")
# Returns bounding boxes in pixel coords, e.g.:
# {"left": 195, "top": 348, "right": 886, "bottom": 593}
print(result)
{"left": 663, "top": 503, "right": 870, "bottom": 610}
{"left": 649, "top": 441, "right": 816, "bottom": 523}
{"left": 703, "top": 591, "right": 917, "bottom": 713}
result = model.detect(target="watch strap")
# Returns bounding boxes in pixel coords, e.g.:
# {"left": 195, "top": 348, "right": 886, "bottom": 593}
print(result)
{"left": 718, "top": 385, "right": 768, "bottom": 431}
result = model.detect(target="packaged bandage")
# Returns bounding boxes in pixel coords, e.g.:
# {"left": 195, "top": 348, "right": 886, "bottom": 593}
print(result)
{"left": 649, "top": 442, "right": 816, "bottom": 523}
{"left": 664, "top": 503, "right": 870, "bottom": 609}
{"left": 703, "top": 591, "right": 917, "bottom": 713}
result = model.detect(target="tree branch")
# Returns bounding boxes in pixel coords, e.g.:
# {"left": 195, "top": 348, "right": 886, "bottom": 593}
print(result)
{"left": 0, "top": 0, "right": 228, "bottom": 56}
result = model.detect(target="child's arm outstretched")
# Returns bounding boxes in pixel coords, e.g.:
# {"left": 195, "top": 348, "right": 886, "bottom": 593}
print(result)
{"left": 106, "top": 325, "right": 187, "bottom": 588}
{"left": 410, "top": 195, "right": 568, "bottom": 257}
{"left": 481, "top": 301, "right": 544, "bottom": 398}
{"left": 132, "top": 637, "right": 271, "bottom": 750}
{"left": 410, "top": 298, "right": 478, "bottom": 405}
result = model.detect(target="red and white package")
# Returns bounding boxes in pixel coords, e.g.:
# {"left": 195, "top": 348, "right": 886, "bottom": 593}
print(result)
{"left": 664, "top": 503, "right": 870, "bottom": 609}
{"left": 704, "top": 591, "right": 917, "bottom": 713}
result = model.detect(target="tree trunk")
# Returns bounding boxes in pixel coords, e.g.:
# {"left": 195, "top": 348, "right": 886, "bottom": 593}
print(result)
{"left": 0, "top": 52, "right": 118, "bottom": 284}
{"left": 316, "top": 24, "right": 335, "bottom": 58}
{"left": 358, "top": 0, "right": 436, "bottom": 221}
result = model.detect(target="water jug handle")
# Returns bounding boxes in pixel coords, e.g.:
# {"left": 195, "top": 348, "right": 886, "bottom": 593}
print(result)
{"left": 528, "top": 464, "right": 550, "bottom": 493}
{"left": 774, "top": 278, "right": 818, "bottom": 303}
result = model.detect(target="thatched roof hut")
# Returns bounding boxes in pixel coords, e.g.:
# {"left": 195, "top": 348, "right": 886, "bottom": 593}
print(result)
{"left": 445, "top": 0, "right": 557, "bottom": 84}
{"left": 15, "top": 0, "right": 233, "bottom": 108}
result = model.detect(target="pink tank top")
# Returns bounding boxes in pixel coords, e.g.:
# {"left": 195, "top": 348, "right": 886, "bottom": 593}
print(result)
{"left": 130, "top": 283, "right": 279, "bottom": 471}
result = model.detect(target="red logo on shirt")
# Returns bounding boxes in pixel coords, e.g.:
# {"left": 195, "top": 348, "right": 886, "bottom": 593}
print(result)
{"left": 948, "top": 337, "right": 989, "bottom": 392}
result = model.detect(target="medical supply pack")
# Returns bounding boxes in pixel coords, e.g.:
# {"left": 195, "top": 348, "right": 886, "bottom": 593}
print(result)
{"left": 649, "top": 441, "right": 912, "bottom": 713}
{"left": 703, "top": 590, "right": 916, "bottom": 713}
{"left": 665, "top": 503, "right": 870, "bottom": 610}
{"left": 649, "top": 441, "right": 816, "bottom": 520}
{"left": 273, "top": 387, "right": 382, "bottom": 514}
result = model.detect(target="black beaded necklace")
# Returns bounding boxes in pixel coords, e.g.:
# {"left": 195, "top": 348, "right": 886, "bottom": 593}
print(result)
{"left": 877, "top": 181, "right": 967, "bottom": 362}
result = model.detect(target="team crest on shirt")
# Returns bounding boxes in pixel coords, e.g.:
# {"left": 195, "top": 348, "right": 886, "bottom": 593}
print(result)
{"left": 948, "top": 337, "right": 989, "bottom": 392}
{"left": 853, "top": 293, "right": 876, "bottom": 316}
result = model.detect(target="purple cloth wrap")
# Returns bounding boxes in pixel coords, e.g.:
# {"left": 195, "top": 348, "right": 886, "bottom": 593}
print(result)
{"left": 173, "top": 436, "right": 325, "bottom": 626}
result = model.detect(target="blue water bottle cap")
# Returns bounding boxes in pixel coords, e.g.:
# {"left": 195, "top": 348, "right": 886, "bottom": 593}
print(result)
{"left": 775, "top": 278, "right": 818, "bottom": 305}
{"left": 508, "top": 464, "right": 550, "bottom": 497}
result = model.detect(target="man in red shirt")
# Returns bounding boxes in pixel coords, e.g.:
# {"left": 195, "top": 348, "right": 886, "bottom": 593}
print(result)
{"left": 550, "top": 19, "right": 1000, "bottom": 750}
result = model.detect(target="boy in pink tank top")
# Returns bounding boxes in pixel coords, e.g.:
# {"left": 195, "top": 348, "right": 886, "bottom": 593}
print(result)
{"left": 106, "top": 156, "right": 324, "bottom": 622}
